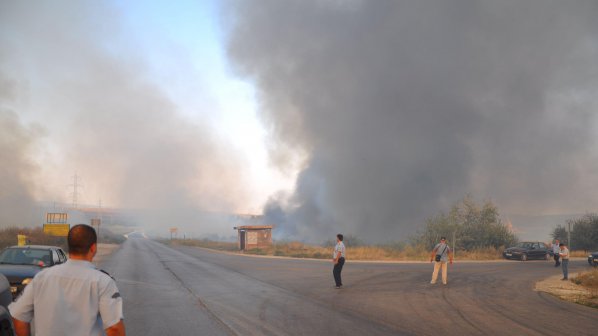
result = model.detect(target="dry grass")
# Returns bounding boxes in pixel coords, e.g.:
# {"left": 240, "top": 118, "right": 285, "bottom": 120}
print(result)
{"left": 166, "top": 238, "right": 595, "bottom": 262}
{"left": 573, "top": 268, "right": 598, "bottom": 289}
{"left": 535, "top": 272, "right": 598, "bottom": 309}
{"left": 278, "top": 244, "right": 506, "bottom": 261}
{"left": 534, "top": 272, "right": 598, "bottom": 308}
{"left": 169, "top": 239, "right": 511, "bottom": 261}
{"left": 453, "top": 247, "right": 505, "bottom": 260}
{"left": 169, "top": 238, "right": 238, "bottom": 252}
{"left": 570, "top": 250, "right": 593, "bottom": 258}
{"left": 572, "top": 268, "right": 598, "bottom": 308}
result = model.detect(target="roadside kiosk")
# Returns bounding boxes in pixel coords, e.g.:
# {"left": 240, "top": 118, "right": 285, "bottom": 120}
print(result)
{"left": 233, "top": 225, "right": 273, "bottom": 251}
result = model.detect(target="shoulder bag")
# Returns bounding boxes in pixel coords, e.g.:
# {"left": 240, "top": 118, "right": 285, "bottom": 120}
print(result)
{"left": 435, "top": 244, "right": 448, "bottom": 262}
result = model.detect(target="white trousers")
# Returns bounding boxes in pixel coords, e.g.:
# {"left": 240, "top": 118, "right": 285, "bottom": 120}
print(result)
{"left": 431, "top": 261, "right": 448, "bottom": 284}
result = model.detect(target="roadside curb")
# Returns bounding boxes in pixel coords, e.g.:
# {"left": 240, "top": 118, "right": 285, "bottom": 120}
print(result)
{"left": 169, "top": 244, "right": 588, "bottom": 264}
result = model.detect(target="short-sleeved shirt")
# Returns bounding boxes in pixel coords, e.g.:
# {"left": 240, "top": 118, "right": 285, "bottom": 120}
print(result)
{"left": 434, "top": 243, "right": 451, "bottom": 262}
{"left": 8, "top": 259, "right": 123, "bottom": 336}
{"left": 334, "top": 242, "right": 346, "bottom": 259}
{"left": 552, "top": 243, "right": 561, "bottom": 254}
{"left": 559, "top": 247, "right": 569, "bottom": 260}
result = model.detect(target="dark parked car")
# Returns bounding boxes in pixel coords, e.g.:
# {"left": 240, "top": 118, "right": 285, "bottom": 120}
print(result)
{"left": 0, "top": 274, "right": 15, "bottom": 335}
{"left": 589, "top": 252, "right": 598, "bottom": 266}
{"left": 0, "top": 245, "right": 68, "bottom": 299}
{"left": 503, "top": 242, "right": 553, "bottom": 261}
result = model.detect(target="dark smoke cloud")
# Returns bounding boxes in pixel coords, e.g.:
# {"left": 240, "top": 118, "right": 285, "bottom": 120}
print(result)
{"left": 226, "top": 0, "right": 598, "bottom": 242}
{"left": 0, "top": 1, "right": 250, "bottom": 235}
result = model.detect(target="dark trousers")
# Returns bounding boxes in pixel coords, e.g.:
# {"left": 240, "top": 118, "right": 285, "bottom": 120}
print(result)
{"left": 554, "top": 254, "right": 560, "bottom": 266}
{"left": 333, "top": 257, "right": 345, "bottom": 286}
{"left": 562, "top": 259, "right": 569, "bottom": 279}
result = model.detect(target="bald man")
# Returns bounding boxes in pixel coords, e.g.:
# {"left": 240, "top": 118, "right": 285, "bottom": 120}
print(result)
{"left": 9, "top": 224, "right": 125, "bottom": 336}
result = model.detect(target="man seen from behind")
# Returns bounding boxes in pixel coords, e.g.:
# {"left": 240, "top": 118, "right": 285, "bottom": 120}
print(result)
{"left": 9, "top": 224, "right": 125, "bottom": 336}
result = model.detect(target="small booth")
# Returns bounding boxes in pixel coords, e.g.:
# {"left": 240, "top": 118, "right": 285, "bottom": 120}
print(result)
{"left": 233, "top": 225, "right": 273, "bottom": 251}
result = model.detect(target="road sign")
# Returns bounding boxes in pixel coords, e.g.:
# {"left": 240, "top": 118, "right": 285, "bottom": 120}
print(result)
{"left": 43, "top": 224, "right": 70, "bottom": 237}
{"left": 46, "top": 213, "right": 68, "bottom": 224}
{"left": 17, "top": 235, "right": 27, "bottom": 246}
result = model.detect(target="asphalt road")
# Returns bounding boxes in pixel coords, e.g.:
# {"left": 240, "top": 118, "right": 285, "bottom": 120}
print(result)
{"left": 99, "top": 239, "right": 597, "bottom": 336}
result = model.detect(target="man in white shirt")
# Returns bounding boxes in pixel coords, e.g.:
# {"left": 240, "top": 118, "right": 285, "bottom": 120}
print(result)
{"left": 551, "top": 239, "right": 561, "bottom": 267}
{"left": 559, "top": 243, "right": 570, "bottom": 280}
{"left": 332, "top": 234, "right": 346, "bottom": 289}
{"left": 9, "top": 224, "right": 126, "bottom": 336}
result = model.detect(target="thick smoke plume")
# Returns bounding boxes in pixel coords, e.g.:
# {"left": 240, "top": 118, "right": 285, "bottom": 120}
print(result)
{"left": 0, "top": 74, "right": 43, "bottom": 226}
{"left": 226, "top": 0, "right": 598, "bottom": 242}
{"left": 0, "top": 1, "right": 249, "bottom": 236}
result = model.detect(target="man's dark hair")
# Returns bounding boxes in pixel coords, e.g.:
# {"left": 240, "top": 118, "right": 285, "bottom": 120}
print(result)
{"left": 559, "top": 243, "right": 565, "bottom": 247}
{"left": 337, "top": 234, "right": 343, "bottom": 241}
{"left": 68, "top": 224, "right": 97, "bottom": 255}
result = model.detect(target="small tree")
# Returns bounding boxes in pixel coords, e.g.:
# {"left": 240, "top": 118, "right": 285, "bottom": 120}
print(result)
{"left": 567, "top": 214, "right": 598, "bottom": 251}
{"left": 414, "top": 195, "right": 517, "bottom": 251}
{"left": 551, "top": 225, "right": 567, "bottom": 242}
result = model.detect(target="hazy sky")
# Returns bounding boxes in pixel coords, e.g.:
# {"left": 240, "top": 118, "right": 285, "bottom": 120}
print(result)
{"left": 1, "top": 1, "right": 597, "bottom": 242}
{"left": 0, "top": 0, "right": 296, "bottom": 235}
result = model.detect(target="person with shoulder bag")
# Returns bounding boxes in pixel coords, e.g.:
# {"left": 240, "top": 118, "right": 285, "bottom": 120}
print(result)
{"left": 429, "top": 237, "right": 453, "bottom": 285}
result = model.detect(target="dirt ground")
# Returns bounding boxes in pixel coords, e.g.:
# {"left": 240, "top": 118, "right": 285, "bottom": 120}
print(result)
{"left": 535, "top": 273, "right": 598, "bottom": 309}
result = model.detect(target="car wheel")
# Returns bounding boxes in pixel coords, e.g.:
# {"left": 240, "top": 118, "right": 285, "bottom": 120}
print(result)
{"left": 521, "top": 254, "right": 527, "bottom": 261}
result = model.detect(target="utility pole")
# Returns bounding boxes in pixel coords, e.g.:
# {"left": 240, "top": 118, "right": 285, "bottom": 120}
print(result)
{"left": 97, "top": 199, "right": 102, "bottom": 243}
{"left": 69, "top": 173, "right": 82, "bottom": 209}
{"left": 452, "top": 231, "right": 456, "bottom": 258}
{"left": 568, "top": 221, "right": 572, "bottom": 251}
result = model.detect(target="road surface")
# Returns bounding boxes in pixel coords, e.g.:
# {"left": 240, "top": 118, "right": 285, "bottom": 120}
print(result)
{"left": 99, "top": 239, "right": 597, "bottom": 335}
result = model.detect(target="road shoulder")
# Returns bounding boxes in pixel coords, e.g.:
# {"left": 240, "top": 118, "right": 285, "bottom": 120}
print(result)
{"left": 94, "top": 243, "right": 121, "bottom": 266}
{"left": 535, "top": 273, "right": 598, "bottom": 309}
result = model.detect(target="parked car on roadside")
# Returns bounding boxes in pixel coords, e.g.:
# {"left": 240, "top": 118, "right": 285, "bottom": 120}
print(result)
{"left": 589, "top": 252, "right": 598, "bottom": 266}
{"left": 0, "top": 245, "right": 68, "bottom": 300}
{"left": 503, "top": 242, "right": 553, "bottom": 261}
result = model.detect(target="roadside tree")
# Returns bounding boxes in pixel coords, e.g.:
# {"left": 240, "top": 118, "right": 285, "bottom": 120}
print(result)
{"left": 553, "top": 214, "right": 598, "bottom": 251}
{"left": 415, "top": 195, "right": 517, "bottom": 251}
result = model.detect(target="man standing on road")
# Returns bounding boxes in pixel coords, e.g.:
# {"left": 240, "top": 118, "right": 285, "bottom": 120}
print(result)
{"left": 559, "top": 243, "right": 569, "bottom": 280}
{"left": 9, "top": 224, "right": 126, "bottom": 336}
{"left": 552, "top": 239, "right": 561, "bottom": 267}
{"left": 429, "top": 237, "right": 453, "bottom": 285}
{"left": 332, "top": 234, "right": 346, "bottom": 289}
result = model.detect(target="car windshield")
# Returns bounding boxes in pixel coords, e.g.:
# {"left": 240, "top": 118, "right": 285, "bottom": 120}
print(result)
{"left": 0, "top": 248, "right": 52, "bottom": 266}
{"left": 516, "top": 242, "right": 533, "bottom": 249}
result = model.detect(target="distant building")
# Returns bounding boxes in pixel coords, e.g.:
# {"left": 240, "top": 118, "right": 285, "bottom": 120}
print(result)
{"left": 233, "top": 225, "right": 273, "bottom": 250}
